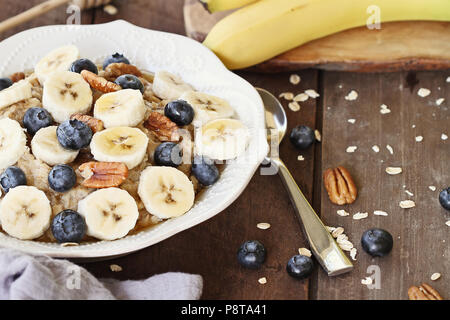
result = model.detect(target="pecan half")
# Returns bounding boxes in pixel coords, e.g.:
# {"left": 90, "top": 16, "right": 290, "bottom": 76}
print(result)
{"left": 78, "top": 161, "right": 128, "bottom": 188}
{"left": 104, "top": 62, "right": 142, "bottom": 78}
{"left": 408, "top": 283, "right": 443, "bottom": 300}
{"left": 10, "top": 72, "right": 25, "bottom": 83}
{"left": 323, "top": 166, "right": 357, "bottom": 205}
{"left": 70, "top": 114, "right": 104, "bottom": 133}
{"left": 144, "top": 111, "right": 180, "bottom": 142}
{"left": 81, "top": 70, "right": 121, "bottom": 93}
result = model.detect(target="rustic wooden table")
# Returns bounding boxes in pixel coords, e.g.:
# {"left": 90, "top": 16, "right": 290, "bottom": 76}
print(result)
{"left": 0, "top": 0, "right": 448, "bottom": 300}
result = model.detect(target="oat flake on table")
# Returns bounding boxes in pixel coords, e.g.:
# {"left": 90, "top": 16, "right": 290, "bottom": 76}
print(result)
{"left": 442, "top": 133, "right": 448, "bottom": 141}
{"left": 294, "top": 93, "right": 308, "bottom": 102}
{"left": 110, "top": 264, "right": 123, "bottom": 272}
{"left": 405, "top": 190, "right": 414, "bottom": 197}
{"left": 446, "top": 221, "right": 450, "bottom": 227}
{"left": 331, "top": 227, "right": 344, "bottom": 238}
{"left": 399, "top": 200, "right": 415, "bottom": 209}
{"left": 279, "top": 92, "right": 294, "bottom": 100}
{"left": 298, "top": 248, "right": 312, "bottom": 257}
{"left": 345, "top": 90, "right": 358, "bottom": 101}
{"left": 257, "top": 222, "right": 271, "bottom": 230}
{"left": 446, "top": 76, "right": 450, "bottom": 83}
{"left": 386, "top": 167, "right": 402, "bottom": 175}
{"left": 417, "top": 88, "right": 431, "bottom": 97}
{"left": 348, "top": 118, "right": 356, "bottom": 124}
{"left": 297, "top": 155, "right": 305, "bottom": 161}
{"left": 314, "top": 130, "right": 321, "bottom": 142}
{"left": 374, "top": 210, "right": 388, "bottom": 216}
{"left": 288, "top": 101, "right": 300, "bottom": 111}
{"left": 305, "top": 89, "right": 320, "bottom": 98}
{"left": 372, "top": 145, "right": 380, "bottom": 153}
{"left": 386, "top": 145, "right": 394, "bottom": 154}
{"left": 415, "top": 135, "right": 423, "bottom": 142}
{"left": 361, "top": 277, "right": 373, "bottom": 286}
{"left": 428, "top": 186, "right": 436, "bottom": 191}
{"left": 380, "top": 104, "right": 391, "bottom": 114}
{"left": 337, "top": 209, "right": 350, "bottom": 217}
{"left": 258, "top": 277, "right": 267, "bottom": 284}
{"left": 350, "top": 248, "right": 357, "bottom": 261}
{"left": 430, "top": 273, "right": 441, "bottom": 281}
{"left": 346, "top": 146, "right": 357, "bottom": 153}
{"left": 353, "top": 212, "right": 368, "bottom": 220}
{"left": 436, "top": 98, "right": 445, "bottom": 106}
{"left": 289, "top": 74, "right": 301, "bottom": 85}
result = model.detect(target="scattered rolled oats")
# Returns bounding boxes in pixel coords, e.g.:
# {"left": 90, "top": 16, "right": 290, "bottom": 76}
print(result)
{"left": 374, "top": 210, "right": 388, "bottom": 216}
{"left": 430, "top": 273, "right": 441, "bottom": 281}
{"left": 405, "top": 190, "right": 414, "bottom": 197}
{"left": 338, "top": 241, "right": 354, "bottom": 252}
{"left": 411, "top": 124, "right": 416, "bottom": 128}
{"left": 428, "top": 186, "right": 436, "bottom": 191}
{"left": 257, "top": 222, "right": 271, "bottom": 230}
{"left": 399, "top": 200, "right": 416, "bottom": 209}
{"left": 103, "top": 4, "right": 118, "bottom": 15}
{"left": 305, "top": 89, "right": 319, "bottom": 98}
{"left": 289, "top": 74, "right": 301, "bottom": 85}
{"left": 446, "top": 221, "right": 450, "bottom": 227}
{"left": 361, "top": 277, "right": 373, "bottom": 285}
{"left": 279, "top": 92, "right": 294, "bottom": 100}
{"left": 297, "top": 155, "right": 305, "bottom": 161}
{"left": 347, "top": 119, "right": 356, "bottom": 124}
{"left": 353, "top": 212, "right": 369, "bottom": 220}
{"left": 380, "top": 104, "right": 391, "bottom": 114}
{"left": 436, "top": 98, "right": 445, "bottom": 106}
{"left": 417, "top": 88, "right": 431, "bottom": 97}
{"left": 346, "top": 146, "right": 357, "bottom": 153}
{"left": 446, "top": 76, "right": 450, "bottom": 83}
{"left": 325, "top": 226, "right": 336, "bottom": 232}
{"left": 386, "top": 167, "right": 402, "bottom": 175}
{"left": 314, "top": 129, "right": 321, "bottom": 142}
{"left": 288, "top": 101, "right": 300, "bottom": 111}
{"left": 386, "top": 145, "right": 394, "bottom": 154}
{"left": 337, "top": 209, "right": 350, "bottom": 217}
{"left": 415, "top": 135, "right": 423, "bottom": 142}
{"left": 350, "top": 248, "right": 357, "bottom": 261}
{"left": 110, "top": 264, "right": 123, "bottom": 272}
{"left": 441, "top": 133, "right": 448, "bottom": 140}
{"left": 258, "top": 277, "right": 267, "bottom": 284}
{"left": 331, "top": 227, "right": 344, "bottom": 238}
{"left": 294, "top": 93, "right": 308, "bottom": 102}
{"left": 298, "top": 248, "right": 312, "bottom": 257}
{"left": 372, "top": 145, "right": 380, "bottom": 153}
{"left": 345, "top": 90, "right": 358, "bottom": 101}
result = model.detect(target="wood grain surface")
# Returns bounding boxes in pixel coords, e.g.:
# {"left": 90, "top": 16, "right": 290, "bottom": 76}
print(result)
{"left": 184, "top": 0, "right": 450, "bottom": 72}
{"left": 0, "top": 0, "right": 448, "bottom": 300}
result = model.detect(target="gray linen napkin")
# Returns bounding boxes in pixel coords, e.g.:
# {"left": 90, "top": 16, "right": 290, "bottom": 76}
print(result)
{"left": 0, "top": 248, "right": 203, "bottom": 300}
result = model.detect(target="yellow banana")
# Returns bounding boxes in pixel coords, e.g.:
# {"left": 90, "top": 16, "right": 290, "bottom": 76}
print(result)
{"left": 203, "top": 0, "right": 450, "bottom": 69}
{"left": 199, "top": 0, "right": 260, "bottom": 13}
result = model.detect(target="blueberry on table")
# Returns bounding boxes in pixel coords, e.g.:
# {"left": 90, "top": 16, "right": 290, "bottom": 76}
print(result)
{"left": 48, "top": 164, "right": 77, "bottom": 193}
{"left": 114, "top": 74, "right": 144, "bottom": 93}
{"left": 0, "top": 166, "right": 27, "bottom": 193}
{"left": 154, "top": 142, "right": 183, "bottom": 167}
{"left": 0, "top": 77, "right": 13, "bottom": 91}
{"left": 237, "top": 240, "right": 266, "bottom": 269}
{"left": 289, "top": 125, "right": 315, "bottom": 150}
{"left": 164, "top": 100, "right": 195, "bottom": 126}
{"left": 57, "top": 119, "right": 93, "bottom": 150}
{"left": 286, "top": 254, "right": 314, "bottom": 280}
{"left": 361, "top": 228, "right": 393, "bottom": 257}
{"left": 102, "top": 53, "right": 130, "bottom": 69}
{"left": 70, "top": 58, "right": 98, "bottom": 75}
{"left": 51, "top": 209, "right": 86, "bottom": 243}
{"left": 192, "top": 156, "right": 219, "bottom": 186}
{"left": 439, "top": 187, "right": 450, "bottom": 210}
{"left": 23, "top": 107, "right": 53, "bottom": 135}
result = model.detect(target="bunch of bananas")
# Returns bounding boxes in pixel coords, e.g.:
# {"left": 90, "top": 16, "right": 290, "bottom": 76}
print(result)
{"left": 200, "top": 0, "right": 450, "bottom": 69}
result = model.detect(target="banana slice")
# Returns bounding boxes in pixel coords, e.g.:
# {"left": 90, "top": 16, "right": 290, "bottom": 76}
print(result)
{"left": 93, "top": 89, "right": 146, "bottom": 128}
{"left": 42, "top": 70, "right": 93, "bottom": 123}
{"left": 35, "top": 45, "right": 80, "bottom": 85}
{"left": 152, "top": 71, "right": 194, "bottom": 100}
{"left": 195, "top": 118, "right": 249, "bottom": 160}
{"left": 31, "top": 126, "right": 79, "bottom": 166}
{"left": 179, "top": 91, "right": 234, "bottom": 126}
{"left": 138, "top": 166, "right": 195, "bottom": 219}
{"left": 0, "top": 79, "right": 33, "bottom": 110}
{"left": 0, "top": 118, "right": 28, "bottom": 171}
{"left": 90, "top": 126, "right": 149, "bottom": 169}
{"left": 77, "top": 187, "right": 139, "bottom": 241}
{"left": 0, "top": 186, "right": 52, "bottom": 240}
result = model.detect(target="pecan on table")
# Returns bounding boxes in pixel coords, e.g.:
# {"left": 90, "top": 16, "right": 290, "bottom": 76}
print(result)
{"left": 323, "top": 166, "right": 357, "bottom": 205}
{"left": 408, "top": 283, "right": 443, "bottom": 300}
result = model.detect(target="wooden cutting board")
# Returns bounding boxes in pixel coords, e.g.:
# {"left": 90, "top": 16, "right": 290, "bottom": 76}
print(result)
{"left": 184, "top": 0, "right": 450, "bottom": 72}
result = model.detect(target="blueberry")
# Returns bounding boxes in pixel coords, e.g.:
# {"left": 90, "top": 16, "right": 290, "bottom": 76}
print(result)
{"left": 57, "top": 119, "right": 92, "bottom": 150}
{"left": 237, "top": 240, "right": 266, "bottom": 269}
{"left": 102, "top": 53, "right": 130, "bottom": 69}
{"left": 439, "top": 187, "right": 450, "bottom": 211}
{"left": 289, "top": 125, "right": 315, "bottom": 150}
{"left": 154, "top": 142, "right": 183, "bottom": 167}
{"left": 0, "top": 77, "right": 13, "bottom": 91}
{"left": 286, "top": 255, "right": 314, "bottom": 280}
{"left": 361, "top": 228, "right": 393, "bottom": 257}
{"left": 23, "top": 107, "right": 53, "bottom": 135}
{"left": 164, "top": 100, "right": 195, "bottom": 126}
{"left": 51, "top": 209, "right": 86, "bottom": 243}
{"left": 48, "top": 164, "right": 77, "bottom": 193}
{"left": 114, "top": 74, "right": 144, "bottom": 93}
{"left": 70, "top": 58, "right": 98, "bottom": 74}
{"left": 192, "top": 156, "right": 219, "bottom": 186}
{"left": 0, "top": 166, "right": 27, "bottom": 193}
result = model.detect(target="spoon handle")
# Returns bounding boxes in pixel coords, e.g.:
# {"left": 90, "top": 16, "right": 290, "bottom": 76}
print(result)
{"left": 272, "top": 157, "right": 353, "bottom": 276}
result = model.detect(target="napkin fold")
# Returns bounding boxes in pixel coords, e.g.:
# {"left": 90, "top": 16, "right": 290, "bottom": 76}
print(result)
{"left": 0, "top": 248, "right": 203, "bottom": 300}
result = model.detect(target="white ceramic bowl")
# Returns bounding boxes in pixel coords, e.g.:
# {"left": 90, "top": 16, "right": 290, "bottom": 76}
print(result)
{"left": 0, "top": 20, "right": 268, "bottom": 258}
